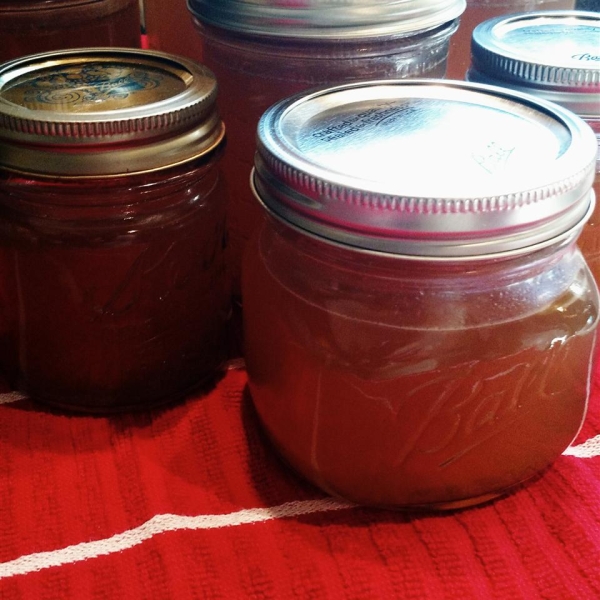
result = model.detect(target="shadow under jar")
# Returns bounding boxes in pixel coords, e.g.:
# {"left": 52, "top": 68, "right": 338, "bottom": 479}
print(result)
{"left": 187, "top": 0, "right": 466, "bottom": 294}
{"left": 243, "top": 80, "right": 600, "bottom": 510}
{"left": 0, "top": 49, "right": 229, "bottom": 413}
{"left": 467, "top": 9, "right": 600, "bottom": 284}
{"left": 0, "top": 0, "right": 141, "bottom": 64}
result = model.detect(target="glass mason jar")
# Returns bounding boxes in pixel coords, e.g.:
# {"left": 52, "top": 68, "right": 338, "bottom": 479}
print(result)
{"left": 0, "top": 48, "right": 229, "bottom": 413}
{"left": 187, "top": 0, "right": 466, "bottom": 294}
{"left": 445, "top": 0, "right": 576, "bottom": 79}
{"left": 0, "top": 0, "right": 141, "bottom": 64}
{"left": 243, "top": 80, "right": 599, "bottom": 509}
{"left": 467, "top": 10, "right": 600, "bottom": 283}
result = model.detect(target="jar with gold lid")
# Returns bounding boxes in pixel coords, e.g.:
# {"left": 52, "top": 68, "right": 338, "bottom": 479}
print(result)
{"left": 244, "top": 79, "right": 599, "bottom": 509}
{"left": 0, "top": 0, "right": 141, "bottom": 64}
{"left": 0, "top": 48, "right": 229, "bottom": 413}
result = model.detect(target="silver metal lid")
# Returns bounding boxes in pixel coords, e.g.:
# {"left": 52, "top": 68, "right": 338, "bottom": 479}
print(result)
{"left": 187, "top": 0, "right": 466, "bottom": 39}
{"left": 468, "top": 10, "right": 600, "bottom": 118}
{"left": 0, "top": 48, "right": 225, "bottom": 177}
{"left": 253, "top": 79, "right": 597, "bottom": 258}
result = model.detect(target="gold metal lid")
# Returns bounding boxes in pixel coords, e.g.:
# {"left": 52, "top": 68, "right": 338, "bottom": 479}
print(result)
{"left": 0, "top": 48, "right": 225, "bottom": 177}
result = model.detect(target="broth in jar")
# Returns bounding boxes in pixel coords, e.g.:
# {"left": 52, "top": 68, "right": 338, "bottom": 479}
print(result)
{"left": 0, "top": 0, "right": 141, "bottom": 63}
{"left": 244, "top": 218, "right": 597, "bottom": 508}
{"left": 243, "top": 79, "right": 599, "bottom": 509}
{"left": 0, "top": 49, "right": 229, "bottom": 412}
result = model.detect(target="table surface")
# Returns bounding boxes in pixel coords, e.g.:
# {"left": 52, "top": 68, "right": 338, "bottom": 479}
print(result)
{"left": 2, "top": 3, "right": 600, "bottom": 599}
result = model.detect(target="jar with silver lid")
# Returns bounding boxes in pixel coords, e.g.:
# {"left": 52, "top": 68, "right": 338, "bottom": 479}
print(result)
{"left": 243, "top": 79, "right": 599, "bottom": 509}
{"left": 445, "top": 0, "right": 579, "bottom": 79}
{"left": 467, "top": 10, "right": 600, "bottom": 281}
{"left": 187, "top": 0, "right": 466, "bottom": 295}
{"left": 0, "top": 48, "right": 229, "bottom": 413}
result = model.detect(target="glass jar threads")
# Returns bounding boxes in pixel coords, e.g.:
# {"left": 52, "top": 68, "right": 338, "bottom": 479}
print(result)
{"left": 0, "top": 0, "right": 141, "bottom": 64}
{"left": 0, "top": 48, "right": 229, "bottom": 413}
{"left": 467, "top": 10, "right": 600, "bottom": 282}
{"left": 243, "top": 80, "right": 599, "bottom": 509}
{"left": 188, "top": 0, "right": 466, "bottom": 293}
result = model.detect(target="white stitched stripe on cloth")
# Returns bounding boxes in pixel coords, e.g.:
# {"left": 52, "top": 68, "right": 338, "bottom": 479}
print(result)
{"left": 563, "top": 434, "right": 600, "bottom": 458}
{"left": 1, "top": 436, "right": 599, "bottom": 580}
{"left": 0, "top": 391, "right": 27, "bottom": 405}
{"left": 0, "top": 499, "right": 354, "bottom": 580}
{"left": 0, "top": 384, "right": 598, "bottom": 581}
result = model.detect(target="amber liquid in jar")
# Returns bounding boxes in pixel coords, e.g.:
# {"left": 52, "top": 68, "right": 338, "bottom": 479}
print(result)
{"left": 580, "top": 172, "right": 600, "bottom": 390}
{"left": 0, "top": 0, "right": 141, "bottom": 63}
{"left": 243, "top": 216, "right": 598, "bottom": 509}
{"left": 194, "top": 20, "right": 459, "bottom": 292}
{"left": 0, "top": 156, "right": 229, "bottom": 412}
{"left": 143, "top": 0, "right": 204, "bottom": 60}
{"left": 577, "top": 150, "right": 600, "bottom": 285}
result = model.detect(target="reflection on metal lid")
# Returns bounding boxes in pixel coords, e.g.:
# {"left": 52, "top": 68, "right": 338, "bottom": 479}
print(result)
{"left": 0, "top": 48, "right": 225, "bottom": 176}
{"left": 468, "top": 10, "right": 600, "bottom": 117}
{"left": 253, "top": 79, "right": 597, "bottom": 258}
{"left": 187, "top": 0, "right": 466, "bottom": 39}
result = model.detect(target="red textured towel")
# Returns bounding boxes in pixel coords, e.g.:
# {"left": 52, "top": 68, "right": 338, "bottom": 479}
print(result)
{"left": 1, "top": 364, "right": 599, "bottom": 599}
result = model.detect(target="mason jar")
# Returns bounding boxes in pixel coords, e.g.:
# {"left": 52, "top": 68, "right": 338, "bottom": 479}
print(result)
{"left": 0, "top": 0, "right": 141, "bottom": 63}
{"left": 445, "top": 0, "right": 576, "bottom": 79}
{"left": 467, "top": 10, "right": 600, "bottom": 283}
{"left": 243, "top": 80, "right": 599, "bottom": 509}
{"left": 187, "top": 0, "right": 466, "bottom": 294}
{"left": 0, "top": 48, "right": 229, "bottom": 413}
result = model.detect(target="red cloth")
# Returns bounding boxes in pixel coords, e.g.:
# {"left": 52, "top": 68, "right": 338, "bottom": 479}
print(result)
{"left": 1, "top": 364, "right": 599, "bottom": 600}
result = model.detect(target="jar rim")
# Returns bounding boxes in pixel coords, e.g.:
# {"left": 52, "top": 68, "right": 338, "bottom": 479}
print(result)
{"left": 0, "top": 48, "right": 225, "bottom": 177}
{"left": 253, "top": 79, "right": 598, "bottom": 258}
{"left": 251, "top": 167, "right": 596, "bottom": 261}
{"left": 468, "top": 10, "right": 600, "bottom": 118}
{"left": 187, "top": 0, "right": 466, "bottom": 39}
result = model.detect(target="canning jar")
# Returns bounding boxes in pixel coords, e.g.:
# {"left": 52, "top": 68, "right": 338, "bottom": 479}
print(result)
{"left": 243, "top": 80, "right": 599, "bottom": 509}
{"left": 0, "top": 0, "right": 141, "bottom": 64}
{"left": 188, "top": 0, "right": 466, "bottom": 294}
{"left": 445, "top": 0, "right": 576, "bottom": 79}
{"left": 467, "top": 10, "right": 600, "bottom": 284}
{"left": 0, "top": 48, "right": 229, "bottom": 413}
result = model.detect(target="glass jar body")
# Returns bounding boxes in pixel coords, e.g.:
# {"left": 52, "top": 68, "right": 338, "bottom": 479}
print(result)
{"left": 0, "top": 156, "right": 229, "bottom": 413}
{"left": 0, "top": 0, "right": 141, "bottom": 63}
{"left": 192, "top": 19, "right": 460, "bottom": 293}
{"left": 143, "top": 0, "right": 204, "bottom": 61}
{"left": 243, "top": 215, "right": 599, "bottom": 509}
{"left": 576, "top": 122, "right": 600, "bottom": 285}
